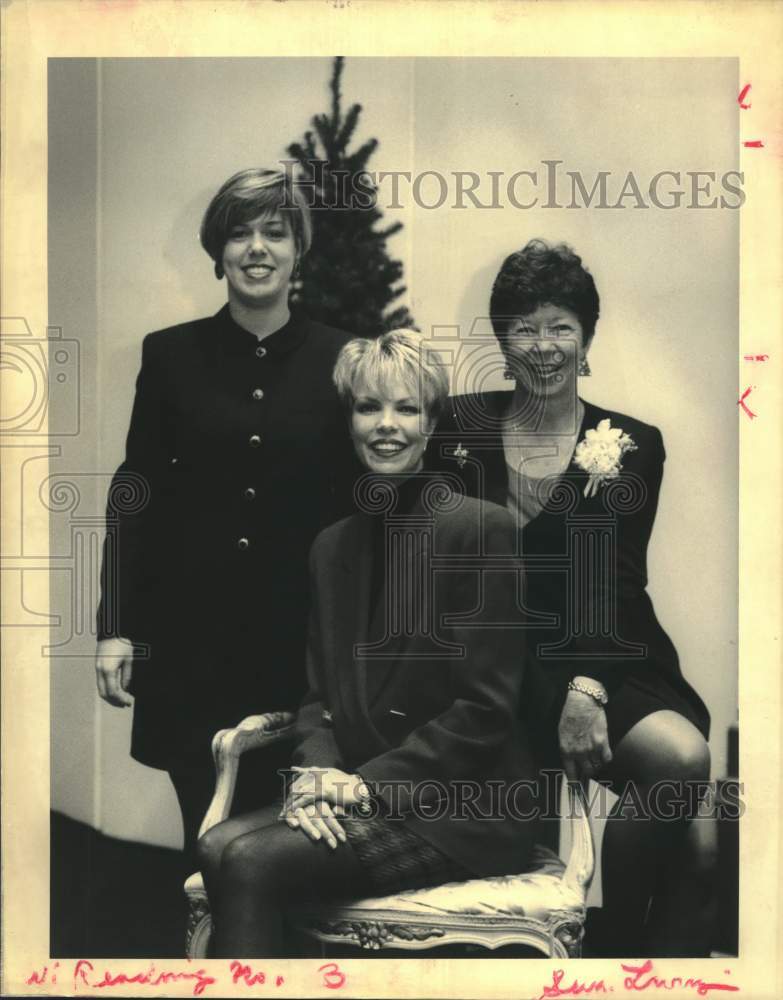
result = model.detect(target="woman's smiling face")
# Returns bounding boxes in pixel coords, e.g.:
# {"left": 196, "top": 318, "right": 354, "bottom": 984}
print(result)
{"left": 350, "top": 375, "right": 433, "bottom": 475}
{"left": 503, "top": 303, "right": 587, "bottom": 397}
{"left": 221, "top": 210, "right": 297, "bottom": 309}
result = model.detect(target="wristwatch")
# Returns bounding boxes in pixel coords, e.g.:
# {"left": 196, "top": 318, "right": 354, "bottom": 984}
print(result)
{"left": 354, "top": 777, "right": 373, "bottom": 814}
{"left": 568, "top": 678, "right": 608, "bottom": 706}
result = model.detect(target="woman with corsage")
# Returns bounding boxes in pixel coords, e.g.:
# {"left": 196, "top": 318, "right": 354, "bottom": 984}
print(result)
{"left": 197, "top": 330, "right": 539, "bottom": 957}
{"left": 434, "top": 240, "right": 713, "bottom": 956}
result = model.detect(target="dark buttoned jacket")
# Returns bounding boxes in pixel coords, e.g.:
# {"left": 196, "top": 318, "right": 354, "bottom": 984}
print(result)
{"left": 291, "top": 481, "right": 539, "bottom": 877}
{"left": 97, "top": 305, "right": 357, "bottom": 768}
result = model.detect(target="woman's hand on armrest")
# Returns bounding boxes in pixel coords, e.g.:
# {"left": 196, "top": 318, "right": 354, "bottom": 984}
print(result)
{"left": 95, "top": 637, "right": 134, "bottom": 707}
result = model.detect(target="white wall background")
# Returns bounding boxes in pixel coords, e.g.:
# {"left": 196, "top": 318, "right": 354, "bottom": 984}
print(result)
{"left": 406, "top": 57, "right": 739, "bottom": 791}
{"left": 49, "top": 57, "right": 738, "bottom": 851}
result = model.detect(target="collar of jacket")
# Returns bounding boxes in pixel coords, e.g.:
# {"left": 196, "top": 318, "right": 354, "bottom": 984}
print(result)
{"left": 341, "top": 471, "right": 456, "bottom": 565}
{"left": 213, "top": 302, "right": 309, "bottom": 357}
{"left": 358, "top": 472, "right": 430, "bottom": 519}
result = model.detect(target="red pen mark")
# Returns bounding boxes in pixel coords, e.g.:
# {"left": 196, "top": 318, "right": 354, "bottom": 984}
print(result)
{"left": 743, "top": 140, "right": 765, "bottom": 148}
{"left": 622, "top": 959, "right": 739, "bottom": 995}
{"left": 537, "top": 968, "right": 608, "bottom": 999}
{"left": 744, "top": 354, "right": 769, "bottom": 362}
{"left": 229, "top": 964, "right": 284, "bottom": 987}
{"left": 319, "top": 962, "right": 346, "bottom": 989}
{"left": 72, "top": 959, "right": 216, "bottom": 996}
{"left": 27, "top": 963, "right": 59, "bottom": 986}
{"left": 230, "top": 961, "right": 266, "bottom": 986}
{"left": 738, "top": 386, "right": 757, "bottom": 419}
{"left": 738, "top": 83, "right": 752, "bottom": 109}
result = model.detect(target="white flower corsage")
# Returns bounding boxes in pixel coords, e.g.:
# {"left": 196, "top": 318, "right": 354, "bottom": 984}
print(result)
{"left": 573, "top": 418, "right": 637, "bottom": 498}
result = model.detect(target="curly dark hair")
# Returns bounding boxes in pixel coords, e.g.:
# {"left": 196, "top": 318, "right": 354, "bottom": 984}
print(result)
{"left": 489, "top": 239, "right": 600, "bottom": 343}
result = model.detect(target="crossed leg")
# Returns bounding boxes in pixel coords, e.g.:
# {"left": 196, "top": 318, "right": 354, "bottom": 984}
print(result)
{"left": 197, "top": 804, "right": 370, "bottom": 957}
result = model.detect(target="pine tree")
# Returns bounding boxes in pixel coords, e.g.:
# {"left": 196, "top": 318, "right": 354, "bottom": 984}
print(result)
{"left": 287, "top": 57, "right": 416, "bottom": 336}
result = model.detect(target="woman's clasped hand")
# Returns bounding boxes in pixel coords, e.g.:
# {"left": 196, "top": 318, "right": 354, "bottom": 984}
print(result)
{"left": 280, "top": 766, "right": 369, "bottom": 848}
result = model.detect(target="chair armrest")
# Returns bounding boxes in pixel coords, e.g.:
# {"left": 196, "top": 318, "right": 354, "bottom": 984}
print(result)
{"left": 197, "top": 711, "right": 297, "bottom": 839}
{"left": 561, "top": 780, "right": 596, "bottom": 896}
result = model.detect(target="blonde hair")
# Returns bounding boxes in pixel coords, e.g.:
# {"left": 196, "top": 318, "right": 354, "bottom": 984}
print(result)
{"left": 333, "top": 329, "right": 450, "bottom": 420}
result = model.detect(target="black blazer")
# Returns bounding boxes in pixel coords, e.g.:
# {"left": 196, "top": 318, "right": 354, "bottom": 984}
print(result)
{"left": 97, "top": 305, "right": 357, "bottom": 769}
{"left": 431, "top": 392, "right": 710, "bottom": 749}
{"left": 292, "top": 480, "right": 539, "bottom": 878}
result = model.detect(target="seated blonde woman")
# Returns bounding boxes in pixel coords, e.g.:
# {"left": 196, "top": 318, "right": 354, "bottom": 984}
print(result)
{"left": 197, "top": 330, "right": 539, "bottom": 957}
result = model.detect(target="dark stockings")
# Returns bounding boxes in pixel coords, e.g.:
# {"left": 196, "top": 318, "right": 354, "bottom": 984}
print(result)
{"left": 596, "top": 710, "right": 716, "bottom": 956}
{"left": 197, "top": 804, "right": 371, "bottom": 957}
{"left": 169, "top": 742, "right": 292, "bottom": 874}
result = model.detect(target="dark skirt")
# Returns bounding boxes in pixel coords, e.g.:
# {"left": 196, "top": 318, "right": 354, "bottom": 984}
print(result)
{"left": 340, "top": 811, "right": 471, "bottom": 895}
{"left": 519, "top": 562, "right": 711, "bottom": 768}
{"left": 604, "top": 666, "right": 710, "bottom": 747}
{"left": 523, "top": 656, "right": 711, "bottom": 770}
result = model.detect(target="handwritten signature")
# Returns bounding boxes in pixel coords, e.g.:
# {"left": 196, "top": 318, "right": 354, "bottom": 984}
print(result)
{"left": 25, "top": 958, "right": 737, "bottom": 998}
{"left": 538, "top": 960, "right": 739, "bottom": 1000}
{"left": 25, "top": 959, "right": 346, "bottom": 995}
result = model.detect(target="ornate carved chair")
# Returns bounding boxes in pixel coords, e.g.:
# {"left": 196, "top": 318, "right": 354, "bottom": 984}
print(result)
{"left": 185, "top": 711, "right": 594, "bottom": 959}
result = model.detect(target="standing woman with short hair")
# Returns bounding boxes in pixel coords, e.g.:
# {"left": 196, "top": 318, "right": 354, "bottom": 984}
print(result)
{"left": 95, "top": 168, "right": 356, "bottom": 863}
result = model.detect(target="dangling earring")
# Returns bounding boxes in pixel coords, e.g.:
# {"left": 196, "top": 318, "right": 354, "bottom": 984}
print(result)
{"left": 290, "top": 257, "right": 303, "bottom": 296}
{"left": 578, "top": 355, "right": 592, "bottom": 377}
{"left": 214, "top": 261, "right": 224, "bottom": 280}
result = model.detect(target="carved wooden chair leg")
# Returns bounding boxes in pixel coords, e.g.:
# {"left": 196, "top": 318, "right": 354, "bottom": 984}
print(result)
{"left": 551, "top": 912, "right": 585, "bottom": 958}
{"left": 185, "top": 873, "right": 212, "bottom": 959}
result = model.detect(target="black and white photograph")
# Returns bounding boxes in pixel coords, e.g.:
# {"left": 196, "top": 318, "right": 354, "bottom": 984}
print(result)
{"left": 2, "top": 3, "right": 781, "bottom": 998}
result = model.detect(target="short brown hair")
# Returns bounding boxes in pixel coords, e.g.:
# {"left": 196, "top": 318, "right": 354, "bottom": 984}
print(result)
{"left": 200, "top": 168, "right": 312, "bottom": 268}
{"left": 490, "top": 239, "right": 600, "bottom": 344}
